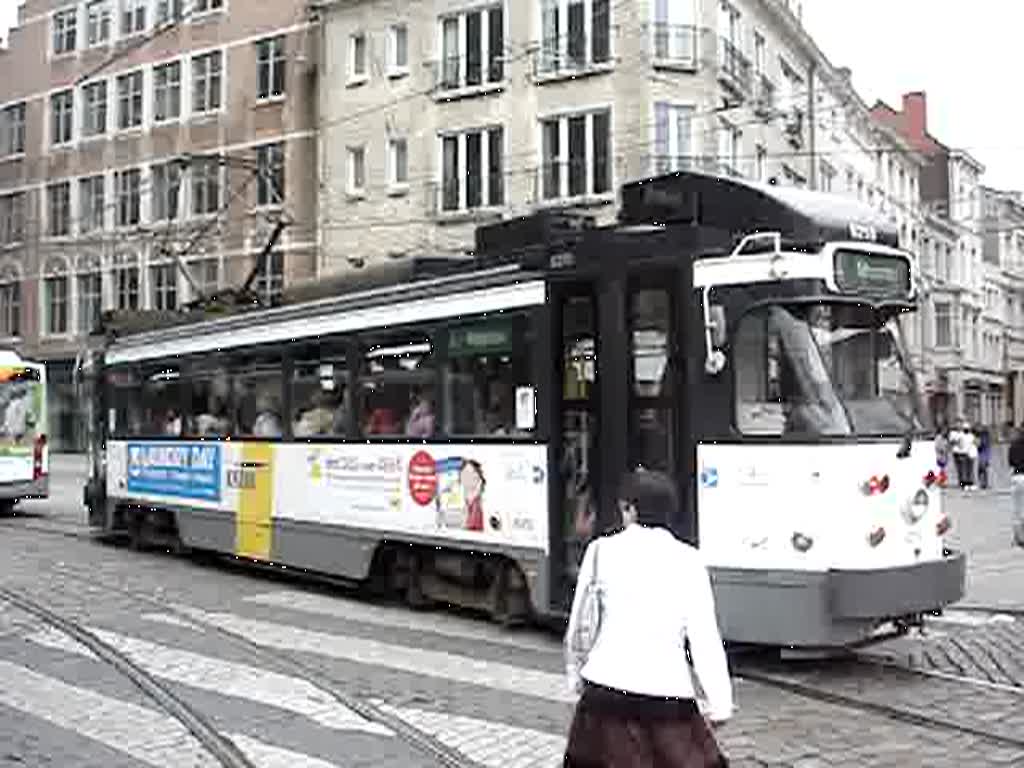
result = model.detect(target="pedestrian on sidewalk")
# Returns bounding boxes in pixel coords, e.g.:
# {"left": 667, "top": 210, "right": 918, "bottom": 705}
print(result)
{"left": 1008, "top": 427, "right": 1024, "bottom": 547}
{"left": 563, "top": 469, "right": 734, "bottom": 768}
{"left": 977, "top": 427, "right": 992, "bottom": 490}
{"left": 935, "top": 429, "right": 950, "bottom": 476}
{"left": 964, "top": 425, "right": 979, "bottom": 490}
{"left": 949, "top": 423, "right": 967, "bottom": 489}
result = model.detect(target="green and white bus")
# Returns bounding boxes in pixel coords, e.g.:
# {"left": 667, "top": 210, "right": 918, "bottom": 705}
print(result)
{"left": 0, "top": 350, "right": 47, "bottom": 513}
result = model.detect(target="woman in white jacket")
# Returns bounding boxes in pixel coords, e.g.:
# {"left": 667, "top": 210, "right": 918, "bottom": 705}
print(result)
{"left": 563, "top": 469, "right": 734, "bottom": 767}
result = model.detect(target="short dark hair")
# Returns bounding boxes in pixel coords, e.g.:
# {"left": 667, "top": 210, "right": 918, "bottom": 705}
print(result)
{"left": 618, "top": 469, "right": 678, "bottom": 529}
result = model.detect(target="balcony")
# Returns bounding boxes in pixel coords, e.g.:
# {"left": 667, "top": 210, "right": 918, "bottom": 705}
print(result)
{"left": 715, "top": 36, "right": 752, "bottom": 97}
{"left": 433, "top": 53, "right": 505, "bottom": 100}
{"left": 650, "top": 23, "right": 698, "bottom": 70}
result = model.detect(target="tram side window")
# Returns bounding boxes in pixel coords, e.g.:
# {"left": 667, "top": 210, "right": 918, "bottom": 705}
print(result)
{"left": 629, "top": 289, "right": 672, "bottom": 471}
{"left": 292, "top": 355, "right": 348, "bottom": 438}
{"left": 358, "top": 330, "right": 435, "bottom": 437}
{"left": 140, "top": 364, "right": 185, "bottom": 436}
{"left": 184, "top": 361, "right": 233, "bottom": 438}
{"left": 106, "top": 368, "right": 143, "bottom": 437}
{"left": 445, "top": 316, "right": 536, "bottom": 437}
{"left": 233, "top": 354, "right": 284, "bottom": 438}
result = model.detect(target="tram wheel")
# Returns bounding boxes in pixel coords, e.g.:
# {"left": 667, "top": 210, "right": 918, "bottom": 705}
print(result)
{"left": 0, "top": 500, "right": 14, "bottom": 518}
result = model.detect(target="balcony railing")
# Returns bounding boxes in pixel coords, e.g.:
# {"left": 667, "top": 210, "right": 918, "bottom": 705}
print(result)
{"left": 717, "top": 37, "right": 752, "bottom": 95}
{"left": 650, "top": 23, "right": 698, "bottom": 68}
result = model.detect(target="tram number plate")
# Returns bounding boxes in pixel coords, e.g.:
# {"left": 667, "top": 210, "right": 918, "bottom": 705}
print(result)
{"left": 227, "top": 468, "right": 257, "bottom": 490}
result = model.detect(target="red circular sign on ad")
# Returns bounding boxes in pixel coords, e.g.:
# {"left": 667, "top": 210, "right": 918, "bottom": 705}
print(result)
{"left": 408, "top": 450, "right": 438, "bottom": 506}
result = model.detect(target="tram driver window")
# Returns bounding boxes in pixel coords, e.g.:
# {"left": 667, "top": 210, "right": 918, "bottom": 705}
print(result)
{"left": 445, "top": 317, "right": 536, "bottom": 437}
{"left": 734, "top": 307, "right": 851, "bottom": 437}
{"left": 292, "top": 356, "right": 348, "bottom": 438}
{"left": 358, "top": 331, "right": 435, "bottom": 437}
{"left": 106, "top": 368, "right": 143, "bottom": 437}
{"left": 140, "top": 365, "right": 184, "bottom": 437}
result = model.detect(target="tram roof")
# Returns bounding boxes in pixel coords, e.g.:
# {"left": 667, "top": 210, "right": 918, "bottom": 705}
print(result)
{"left": 618, "top": 171, "right": 901, "bottom": 249}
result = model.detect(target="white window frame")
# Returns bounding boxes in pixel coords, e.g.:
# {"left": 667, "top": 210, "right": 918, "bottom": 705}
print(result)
{"left": 754, "top": 143, "right": 767, "bottom": 181}
{"left": 1, "top": 103, "right": 26, "bottom": 156}
{"left": 716, "top": 118, "right": 740, "bottom": 175}
{"left": 651, "top": 101, "right": 693, "bottom": 175}
{"left": 348, "top": 32, "right": 368, "bottom": 85}
{"left": 50, "top": 90, "right": 74, "bottom": 147}
{"left": 538, "top": 107, "right": 612, "bottom": 202}
{"left": 650, "top": 0, "right": 696, "bottom": 66}
{"left": 120, "top": 0, "right": 147, "bottom": 37}
{"left": 539, "top": 0, "right": 612, "bottom": 76}
{"left": 153, "top": 60, "right": 182, "bottom": 122}
{"left": 388, "top": 137, "right": 409, "bottom": 191}
{"left": 52, "top": 7, "right": 78, "bottom": 56}
{"left": 149, "top": 262, "right": 178, "bottom": 311}
{"left": 438, "top": 125, "right": 505, "bottom": 213}
{"left": 155, "top": 0, "right": 183, "bottom": 25}
{"left": 117, "top": 70, "right": 144, "bottom": 130}
{"left": 347, "top": 145, "right": 366, "bottom": 196}
{"left": 191, "top": 157, "right": 223, "bottom": 216}
{"left": 191, "top": 0, "right": 224, "bottom": 18}
{"left": 42, "top": 263, "right": 71, "bottom": 337}
{"left": 254, "top": 249, "right": 284, "bottom": 305}
{"left": 76, "top": 267, "right": 103, "bottom": 334}
{"left": 437, "top": 5, "right": 505, "bottom": 92}
{"left": 388, "top": 23, "right": 409, "bottom": 76}
{"left": 114, "top": 168, "right": 142, "bottom": 228}
{"left": 255, "top": 142, "right": 285, "bottom": 207}
{"left": 82, "top": 80, "right": 108, "bottom": 137}
{"left": 86, "top": 0, "right": 111, "bottom": 46}
{"left": 256, "top": 36, "right": 286, "bottom": 100}
{"left": 191, "top": 50, "right": 224, "bottom": 115}
{"left": 79, "top": 174, "right": 107, "bottom": 232}
{"left": 151, "top": 160, "right": 183, "bottom": 221}
{"left": 46, "top": 181, "right": 72, "bottom": 238}
{"left": 0, "top": 193, "right": 26, "bottom": 245}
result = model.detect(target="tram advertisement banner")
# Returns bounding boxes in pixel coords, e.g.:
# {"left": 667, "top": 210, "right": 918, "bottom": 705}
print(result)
{"left": 286, "top": 443, "right": 550, "bottom": 551}
{"left": 124, "top": 442, "right": 223, "bottom": 502}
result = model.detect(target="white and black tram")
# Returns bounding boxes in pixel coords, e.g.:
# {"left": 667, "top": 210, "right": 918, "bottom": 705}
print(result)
{"left": 81, "top": 170, "right": 965, "bottom": 648}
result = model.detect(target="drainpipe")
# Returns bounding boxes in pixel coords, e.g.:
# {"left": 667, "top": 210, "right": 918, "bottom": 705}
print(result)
{"left": 807, "top": 60, "right": 817, "bottom": 190}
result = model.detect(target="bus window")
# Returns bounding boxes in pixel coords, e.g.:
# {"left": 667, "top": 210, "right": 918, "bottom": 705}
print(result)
{"left": 358, "top": 331, "right": 435, "bottom": 438}
{"left": 140, "top": 365, "right": 183, "bottom": 437}
{"left": 233, "top": 356, "right": 284, "bottom": 439}
{"left": 445, "top": 317, "right": 536, "bottom": 437}
{"left": 292, "top": 358, "right": 348, "bottom": 438}
{"left": 184, "top": 361, "right": 233, "bottom": 438}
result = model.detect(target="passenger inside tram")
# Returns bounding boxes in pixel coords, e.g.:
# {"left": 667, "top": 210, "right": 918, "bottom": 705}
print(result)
{"left": 251, "top": 392, "right": 283, "bottom": 438}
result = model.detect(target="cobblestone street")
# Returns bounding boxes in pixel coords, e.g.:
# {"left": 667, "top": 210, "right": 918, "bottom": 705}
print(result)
{"left": 0, "top": 456, "right": 1022, "bottom": 767}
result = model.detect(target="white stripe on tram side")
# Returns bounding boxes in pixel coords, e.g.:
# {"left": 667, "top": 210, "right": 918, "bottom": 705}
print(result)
{"left": 240, "top": 590, "right": 561, "bottom": 655}
{"left": 163, "top": 605, "right": 576, "bottom": 704}
{"left": 24, "top": 626, "right": 393, "bottom": 736}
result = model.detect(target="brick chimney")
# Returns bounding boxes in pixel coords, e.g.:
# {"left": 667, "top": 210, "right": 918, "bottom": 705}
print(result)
{"left": 902, "top": 91, "right": 928, "bottom": 139}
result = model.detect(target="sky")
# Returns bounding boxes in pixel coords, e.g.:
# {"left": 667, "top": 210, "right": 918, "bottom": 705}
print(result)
{"left": 0, "top": 0, "right": 1019, "bottom": 190}
{"left": 800, "top": 0, "right": 1024, "bottom": 191}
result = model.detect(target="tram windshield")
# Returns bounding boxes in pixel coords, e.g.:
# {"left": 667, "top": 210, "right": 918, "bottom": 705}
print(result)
{"left": 734, "top": 302, "right": 921, "bottom": 438}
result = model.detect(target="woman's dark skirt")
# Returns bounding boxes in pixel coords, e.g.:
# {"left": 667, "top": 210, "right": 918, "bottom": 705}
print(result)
{"left": 564, "top": 682, "right": 728, "bottom": 768}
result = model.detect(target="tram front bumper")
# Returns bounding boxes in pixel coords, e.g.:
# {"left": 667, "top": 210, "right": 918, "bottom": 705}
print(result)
{"left": 828, "top": 550, "right": 967, "bottom": 620}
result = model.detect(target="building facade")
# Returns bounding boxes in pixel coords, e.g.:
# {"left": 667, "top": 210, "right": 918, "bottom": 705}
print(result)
{"left": 315, "top": 0, "right": 825, "bottom": 268}
{"left": 0, "top": 0, "right": 319, "bottom": 450}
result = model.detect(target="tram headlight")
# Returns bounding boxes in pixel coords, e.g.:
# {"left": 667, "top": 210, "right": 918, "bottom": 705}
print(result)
{"left": 868, "top": 526, "right": 886, "bottom": 547}
{"left": 903, "top": 489, "right": 929, "bottom": 525}
{"left": 791, "top": 532, "right": 813, "bottom": 552}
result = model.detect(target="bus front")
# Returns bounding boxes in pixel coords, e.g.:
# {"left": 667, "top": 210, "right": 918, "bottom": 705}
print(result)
{"left": 694, "top": 237, "right": 965, "bottom": 648}
{"left": 0, "top": 353, "right": 47, "bottom": 511}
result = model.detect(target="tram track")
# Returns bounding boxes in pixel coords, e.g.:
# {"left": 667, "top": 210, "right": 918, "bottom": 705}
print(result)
{"left": 0, "top": 549, "right": 484, "bottom": 768}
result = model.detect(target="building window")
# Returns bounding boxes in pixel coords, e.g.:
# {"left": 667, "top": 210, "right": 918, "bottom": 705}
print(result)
{"left": 151, "top": 161, "right": 183, "bottom": 221}
{"left": 153, "top": 61, "right": 181, "bottom": 122}
{"left": 117, "top": 71, "right": 144, "bottom": 129}
{"left": 0, "top": 268, "right": 20, "bottom": 338}
{"left": 77, "top": 268, "right": 102, "bottom": 334}
{"left": 256, "top": 142, "right": 285, "bottom": 206}
{"left": 150, "top": 263, "right": 177, "bottom": 310}
{"left": 155, "top": 0, "right": 183, "bottom": 24}
{"left": 193, "top": 0, "right": 223, "bottom": 13}
{"left": 539, "top": 0, "right": 610, "bottom": 74}
{"left": 540, "top": 109, "right": 610, "bottom": 200}
{"left": 53, "top": 8, "right": 77, "bottom": 54}
{"left": 115, "top": 169, "right": 142, "bottom": 227}
{"left": 47, "top": 182, "right": 71, "bottom": 237}
{"left": 189, "top": 258, "right": 218, "bottom": 297}
{"left": 349, "top": 33, "right": 367, "bottom": 80}
{"left": 86, "top": 0, "right": 111, "bottom": 44}
{"left": 389, "top": 138, "right": 408, "bottom": 187}
{"left": 82, "top": 81, "right": 108, "bottom": 136}
{"left": 754, "top": 144, "right": 767, "bottom": 181}
{"left": 440, "top": 126, "right": 504, "bottom": 212}
{"left": 192, "top": 51, "right": 223, "bottom": 114}
{"left": 256, "top": 36, "right": 286, "bottom": 99}
{"left": 0, "top": 103, "right": 25, "bottom": 156}
{"left": 79, "top": 175, "right": 106, "bottom": 232}
{"left": 0, "top": 193, "right": 25, "bottom": 245}
{"left": 440, "top": 6, "right": 504, "bottom": 90}
{"left": 935, "top": 302, "right": 952, "bottom": 347}
{"left": 191, "top": 157, "right": 222, "bottom": 215}
{"left": 388, "top": 24, "right": 408, "bottom": 73}
{"left": 820, "top": 160, "right": 836, "bottom": 192}
{"left": 347, "top": 146, "right": 366, "bottom": 195}
{"left": 113, "top": 255, "right": 140, "bottom": 310}
{"left": 120, "top": 0, "right": 146, "bottom": 36}
{"left": 51, "top": 90, "right": 74, "bottom": 146}
{"left": 43, "top": 261, "right": 70, "bottom": 335}
{"left": 254, "top": 250, "right": 284, "bottom": 305}
{"left": 652, "top": 102, "right": 693, "bottom": 175}
{"left": 651, "top": 0, "right": 695, "bottom": 64}
{"left": 753, "top": 30, "right": 765, "bottom": 74}
{"left": 717, "top": 118, "right": 740, "bottom": 176}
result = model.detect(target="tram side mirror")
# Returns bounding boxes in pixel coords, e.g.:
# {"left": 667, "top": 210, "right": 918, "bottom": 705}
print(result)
{"left": 703, "top": 300, "right": 728, "bottom": 376}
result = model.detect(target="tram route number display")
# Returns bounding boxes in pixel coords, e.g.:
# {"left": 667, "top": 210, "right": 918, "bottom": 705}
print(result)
{"left": 291, "top": 443, "right": 549, "bottom": 550}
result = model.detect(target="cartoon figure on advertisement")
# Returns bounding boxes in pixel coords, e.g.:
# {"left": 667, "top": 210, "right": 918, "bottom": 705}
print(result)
{"left": 435, "top": 457, "right": 493, "bottom": 533}
{"left": 461, "top": 459, "right": 486, "bottom": 531}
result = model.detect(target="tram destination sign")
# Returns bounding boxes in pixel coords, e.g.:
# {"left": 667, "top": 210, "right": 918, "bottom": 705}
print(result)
{"left": 833, "top": 249, "right": 911, "bottom": 299}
